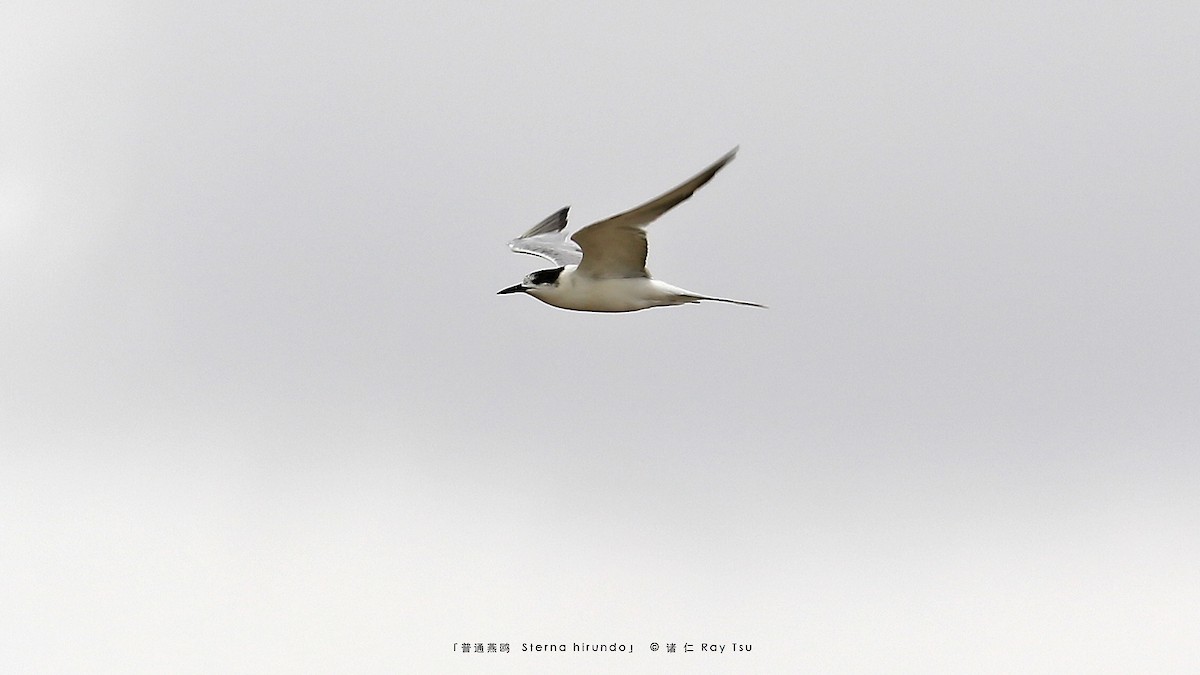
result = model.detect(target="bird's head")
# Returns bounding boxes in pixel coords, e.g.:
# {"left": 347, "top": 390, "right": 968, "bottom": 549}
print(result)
{"left": 497, "top": 267, "right": 564, "bottom": 296}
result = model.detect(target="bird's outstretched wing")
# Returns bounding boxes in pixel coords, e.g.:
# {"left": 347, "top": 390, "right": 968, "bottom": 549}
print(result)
{"left": 507, "top": 206, "right": 583, "bottom": 266}
{"left": 570, "top": 147, "right": 738, "bottom": 279}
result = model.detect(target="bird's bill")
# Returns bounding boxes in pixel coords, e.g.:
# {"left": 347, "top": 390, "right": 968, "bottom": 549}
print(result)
{"left": 496, "top": 283, "right": 528, "bottom": 295}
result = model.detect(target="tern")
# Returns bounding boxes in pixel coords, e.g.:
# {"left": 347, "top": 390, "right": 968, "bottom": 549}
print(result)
{"left": 497, "top": 147, "right": 764, "bottom": 312}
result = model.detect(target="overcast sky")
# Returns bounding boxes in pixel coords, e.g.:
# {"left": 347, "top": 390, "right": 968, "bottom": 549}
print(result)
{"left": 3, "top": 1, "right": 1198, "bottom": 673}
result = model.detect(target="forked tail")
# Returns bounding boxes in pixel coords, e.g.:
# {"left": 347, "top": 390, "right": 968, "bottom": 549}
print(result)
{"left": 684, "top": 294, "right": 767, "bottom": 308}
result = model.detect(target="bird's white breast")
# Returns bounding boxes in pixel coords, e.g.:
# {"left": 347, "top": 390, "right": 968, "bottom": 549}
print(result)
{"left": 528, "top": 267, "right": 695, "bottom": 312}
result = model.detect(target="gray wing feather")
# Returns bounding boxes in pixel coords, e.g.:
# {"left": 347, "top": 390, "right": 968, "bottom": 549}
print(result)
{"left": 507, "top": 206, "right": 583, "bottom": 266}
{"left": 571, "top": 147, "right": 738, "bottom": 279}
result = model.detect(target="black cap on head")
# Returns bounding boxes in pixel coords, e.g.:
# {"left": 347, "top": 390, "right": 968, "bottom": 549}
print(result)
{"left": 528, "top": 267, "right": 564, "bottom": 286}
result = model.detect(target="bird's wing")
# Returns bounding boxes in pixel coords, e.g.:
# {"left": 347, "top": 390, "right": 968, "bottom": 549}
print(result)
{"left": 570, "top": 147, "right": 738, "bottom": 279}
{"left": 507, "top": 206, "right": 583, "bottom": 266}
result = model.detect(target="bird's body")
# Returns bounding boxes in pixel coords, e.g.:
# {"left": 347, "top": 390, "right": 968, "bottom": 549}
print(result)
{"left": 498, "top": 147, "right": 764, "bottom": 313}
{"left": 524, "top": 266, "right": 752, "bottom": 313}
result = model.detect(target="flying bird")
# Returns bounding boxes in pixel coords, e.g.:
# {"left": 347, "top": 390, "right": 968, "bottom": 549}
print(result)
{"left": 498, "top": 147, "right": 764, "bottom": 312}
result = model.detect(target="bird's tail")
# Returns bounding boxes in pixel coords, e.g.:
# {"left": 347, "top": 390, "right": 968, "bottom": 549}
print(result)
{"left": 683, "top": 294, "right": 767, "bottom": 309}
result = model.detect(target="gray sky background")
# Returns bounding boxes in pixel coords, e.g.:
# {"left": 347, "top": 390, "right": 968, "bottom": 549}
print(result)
{"left": 3, "top": 2, "right": 1198, "bottom": 672}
